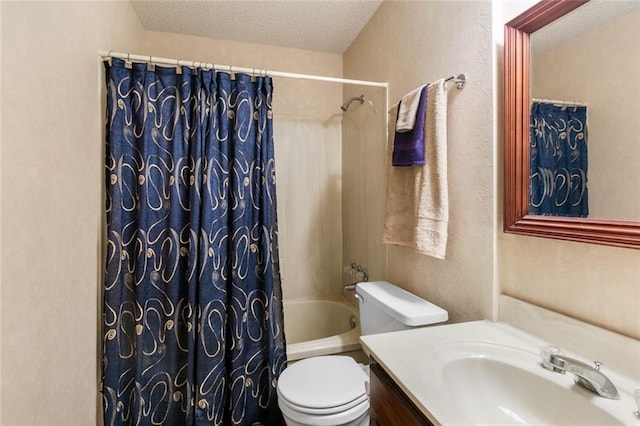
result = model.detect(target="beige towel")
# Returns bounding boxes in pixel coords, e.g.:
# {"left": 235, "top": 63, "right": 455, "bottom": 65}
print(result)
{"left": 383, "top": 80, "right": 448, "bottom": 259}
{"left": 395, "top": 85, "right": 425, "bottom": 132}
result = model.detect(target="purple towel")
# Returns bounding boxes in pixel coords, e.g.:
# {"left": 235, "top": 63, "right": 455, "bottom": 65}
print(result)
{"left": 392, "top": 85, "right": 428, "bottom": 166}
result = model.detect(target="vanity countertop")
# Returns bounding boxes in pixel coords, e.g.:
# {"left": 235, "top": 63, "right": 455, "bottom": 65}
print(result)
{"left": 360, "top": 320, "right": 640, "bottom": 425}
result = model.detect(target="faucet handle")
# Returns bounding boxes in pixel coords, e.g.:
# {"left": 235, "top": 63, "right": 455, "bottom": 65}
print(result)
{"left": 540, "top": 345, "right": 563, "bottom": 372}
{"left": 634, "top": 389, "right": 640, "bottom": 417}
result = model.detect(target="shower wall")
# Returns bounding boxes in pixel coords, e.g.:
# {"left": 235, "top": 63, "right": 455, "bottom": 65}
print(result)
{"left": 342, "top": 86, "right": 388, "bottom": 285}
{"left": 274, "top": 117, "right": 343, "bottom": 300}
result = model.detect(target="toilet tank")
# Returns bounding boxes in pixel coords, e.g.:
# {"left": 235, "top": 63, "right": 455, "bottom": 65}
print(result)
{"left": 355, "top": 281, "right": 448, "bottom": 336}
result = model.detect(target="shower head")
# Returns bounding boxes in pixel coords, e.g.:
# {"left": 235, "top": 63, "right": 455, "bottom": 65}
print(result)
{"left": 340, "top": 95, "right": 365, "bottom": 112}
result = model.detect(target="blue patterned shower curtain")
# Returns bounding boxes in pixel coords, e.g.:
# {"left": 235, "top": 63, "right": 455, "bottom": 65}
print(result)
{"left": 529, "top": 102, "right": 589, "bottom": 217}
{"left": 102, "top": 58, "right": 287, "bottom": 426}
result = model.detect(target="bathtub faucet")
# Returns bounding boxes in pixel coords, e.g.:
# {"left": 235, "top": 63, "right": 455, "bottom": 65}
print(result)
{"left": 344, "top": 262, "right": 368, "bottom": 283}
{"left": 343, "top": 283, "right": 357, "bottom": 292}
{"left": 540, "top": 346, "right": 619, "bottom": 399}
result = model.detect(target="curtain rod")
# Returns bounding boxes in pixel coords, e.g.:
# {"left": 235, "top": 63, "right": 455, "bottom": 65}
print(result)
{"left": 532, "top": 97, "right": 587, "bottom": 107}
{"left": 99, "top": 50, "right": 389, "bottom": 88}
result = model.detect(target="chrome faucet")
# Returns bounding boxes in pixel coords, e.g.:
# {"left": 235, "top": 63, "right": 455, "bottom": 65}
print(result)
{"left": 343, "top": 262, "right": 369, "bottom": 293}
{"left": 343, "top": 283, "right": 357, "bottom": 292}
{"left": 540, "top": 346, "right": 620, "bottom": 400}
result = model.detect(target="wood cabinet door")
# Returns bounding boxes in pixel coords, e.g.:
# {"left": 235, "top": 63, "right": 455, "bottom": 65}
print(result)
{"left": 369, "top": 361, "right": 434, "bottom": 426}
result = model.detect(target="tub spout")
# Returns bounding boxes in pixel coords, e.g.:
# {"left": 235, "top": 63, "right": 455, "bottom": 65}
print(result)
{"left": 343, "top": 283, "right": 357, "bottom": 292}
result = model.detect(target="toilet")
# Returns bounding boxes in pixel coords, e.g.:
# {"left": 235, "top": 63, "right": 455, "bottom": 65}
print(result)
{"left": 277, "top": 281, "right": 448, "bottom": 426}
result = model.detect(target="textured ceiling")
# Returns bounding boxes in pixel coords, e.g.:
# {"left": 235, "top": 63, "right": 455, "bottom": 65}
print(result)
{"left": 131, "top": 0, "right": 383, "bottom": 53}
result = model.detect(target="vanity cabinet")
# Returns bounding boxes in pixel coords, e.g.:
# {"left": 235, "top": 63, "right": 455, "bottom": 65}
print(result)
{"left": 369, "top": 360, "right": 434, "bottom": 426}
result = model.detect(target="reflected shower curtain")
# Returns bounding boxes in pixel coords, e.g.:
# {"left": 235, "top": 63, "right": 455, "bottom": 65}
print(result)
{"left": 529, "top": 102, "right": 589, "bottom": 217}
{"left": 102, "top": 58, "right": 286, "bottom": 426}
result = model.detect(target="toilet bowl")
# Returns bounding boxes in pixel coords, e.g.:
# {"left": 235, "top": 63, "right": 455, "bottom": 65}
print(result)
{"left": 277, "top": 356, "right": 369, "bottom": 426}
{"left": 277, "top": 281, "right": 448, "bottom": 426}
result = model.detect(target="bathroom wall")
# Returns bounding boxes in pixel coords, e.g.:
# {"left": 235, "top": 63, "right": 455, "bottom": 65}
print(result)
{"left": 343, "top": 1, "right": 495, "bottom": 323}
{"left": 496, "top": 1, "right": 640, "bottom": 340}
{"left": 345, "top": 0, "right": 639, "bottom": 340}
{"left": 1, "top": 2, "right": 342, "bottom": 424}
{"left": 1, "top": 2, "right": 145, "bottom": 424}
{"left": 3, "top": 2, "right": 637, "bottom": 425}
{"left": 136, "top": 31, "right": 342, "bottom": 121}
{"left": 531, "top": 9, "right": 640, "bottom": 220}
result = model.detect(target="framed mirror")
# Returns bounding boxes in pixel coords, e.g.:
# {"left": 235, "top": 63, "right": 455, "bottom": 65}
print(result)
{"left": 503, "top": 0, "right": 640, "bottom": 249}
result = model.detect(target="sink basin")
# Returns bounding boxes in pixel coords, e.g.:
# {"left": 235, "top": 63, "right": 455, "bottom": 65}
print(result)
{"left": 434, "top": 342, "right": 632, "bottom": 425}
{"left": 360, "top": 321, "right": 639, "bottom": 425}
{"left": 444, "top": 356, "right": 621, "bottom": 424}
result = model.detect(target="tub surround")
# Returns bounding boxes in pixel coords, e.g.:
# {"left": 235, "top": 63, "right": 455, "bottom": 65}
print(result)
{"left": 360, "top": 297, "right": 640, "bottom": 425}
{"left": 283, "top": 299, "right": 361, "bottom": 361}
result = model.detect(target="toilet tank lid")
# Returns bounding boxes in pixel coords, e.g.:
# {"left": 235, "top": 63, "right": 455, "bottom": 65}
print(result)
{"left": 356, "top": 281, "right": 448, "bottom": 326}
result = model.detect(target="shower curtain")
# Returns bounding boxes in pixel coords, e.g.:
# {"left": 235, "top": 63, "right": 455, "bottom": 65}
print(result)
{"left": 102, "top": 58, "right": 287, "bottom": 426}
{"left": 529, "top": 101, "right": 589, "bottom": 217}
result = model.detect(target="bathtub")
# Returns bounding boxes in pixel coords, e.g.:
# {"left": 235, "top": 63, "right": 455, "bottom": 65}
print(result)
{"left": 283, "top": 299, "right": 361, "bottom": 361}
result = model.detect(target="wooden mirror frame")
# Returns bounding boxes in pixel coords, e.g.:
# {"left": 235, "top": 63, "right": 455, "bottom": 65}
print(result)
{"left": 503, "top": 0, "right": 640, "bottom": 249}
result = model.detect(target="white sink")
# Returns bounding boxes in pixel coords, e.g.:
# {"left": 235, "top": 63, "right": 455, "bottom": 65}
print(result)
{"left": 437, "top": 342, "right": 626, "bottom": 425}
{"left": 360, "top": 321, "right": 640, "bottom": 425}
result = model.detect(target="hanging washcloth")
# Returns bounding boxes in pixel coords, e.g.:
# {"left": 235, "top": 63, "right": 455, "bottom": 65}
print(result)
{"left": 383, "top": 80, "right": 448, "bottom": 259}
{"left": 395, "top": 85, "right": 426, "bottom": 132}
{"left": 392, "top": 85, "right": 428, "bottom": 166}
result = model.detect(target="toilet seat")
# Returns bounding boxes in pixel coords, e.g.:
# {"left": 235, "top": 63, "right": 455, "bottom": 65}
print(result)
{"left": 277, "top": 356, "right": 369, "bottom": 425}
{"left": 278, "top": 390, "right": 368, "bottom": 415}
{"left": 278, "top": 395, "right": 369, "bottom": 426}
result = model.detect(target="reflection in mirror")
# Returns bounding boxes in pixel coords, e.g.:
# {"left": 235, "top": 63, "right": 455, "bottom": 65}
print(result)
{"left": 529, "top": 1, "right": 640, "bottom": 220}
{"left": 503, "top": 0, "right": 640, "bottom": 249}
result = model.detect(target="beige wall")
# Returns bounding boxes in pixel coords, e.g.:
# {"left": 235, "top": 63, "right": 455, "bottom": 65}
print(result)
{"left": 2, "top": 1, "right": 639, "bottom": 424}
{"left": 0, "top": 2, "right": 342, "bottom": 424}
{"left": 136, "top": 31, "right": 343, "bottom": 122}
{"left": 1, "top": 2, "right": 145, "bottom": 424}
{"left": 343, "top": 1, "right": 495, "bottom": 323}
{"left": 344, "top": 0, "right": 640, "bottom": 340}
{"left": 532, "top": 9, "right": 640, "bottom": 220}
{"left": 0, "top": 2, "right": 3, "bottom": 423}
{"left": 497, "top": 1, "right": 640, "bottom": 340}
